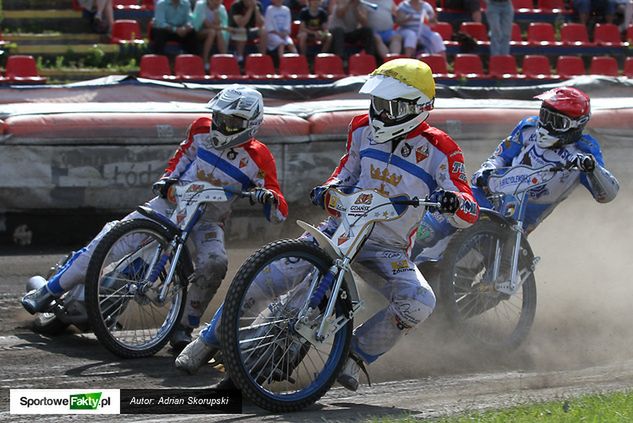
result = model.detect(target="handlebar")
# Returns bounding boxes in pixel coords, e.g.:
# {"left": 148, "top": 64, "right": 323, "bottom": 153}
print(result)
{"left": 393, "top": 197, "right": 441, "bottom": 208}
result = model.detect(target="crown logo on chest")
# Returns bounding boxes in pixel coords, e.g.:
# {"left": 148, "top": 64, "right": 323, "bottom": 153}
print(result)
{"left": 370, "top": 164, "right": 402, "bottom": 186}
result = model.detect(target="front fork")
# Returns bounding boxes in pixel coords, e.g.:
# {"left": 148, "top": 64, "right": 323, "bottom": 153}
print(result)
{"left": 494, "top": 223, "right": 539, "bottom": 295}
{"left": 295, "top": 257, "right": 362, "bottom": 344}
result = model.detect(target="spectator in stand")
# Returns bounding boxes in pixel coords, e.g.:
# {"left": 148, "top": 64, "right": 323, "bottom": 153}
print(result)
{"left": 573, "top": 0, "right": 616, "bottom": 24}
{"left": 265, "top": 0, "right": 299, "bottom": 60}
{"left": 151, "top": 0, "right": 200, "bottom": 55}
{"left": 329, "top": 0, "right": 377, "bottom": 60}
{"left": 287, "top": 0, "right": 309, "bottom": 19}
{"left": 367, "top": 0, "right": 403, "bottom": 59}
{"left": 78, "top": 0, "right": 114, "bottom": 34}
{"left": 297, "top": 0, "right": 332, "bottom": 55}
{"left": 229, "top": 0, "right": 268, "bottom": 63}
{"left": 444, "top": 0, "right": 481, "bottom": 22}
{"left": 485, "top": 0, "right": 513, "bottom": 56}
{"left": 396, "top": 0, "right": 446, "bottom": 58}
{"left": 193, "top": 0, "right": 229, "bottom": 70}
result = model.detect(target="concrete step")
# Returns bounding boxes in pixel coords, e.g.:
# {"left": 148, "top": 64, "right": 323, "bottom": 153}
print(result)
{"left": 14, "top": 43, "right": 122, "bottom": 55}
{"left": 39, "top": 67, "right": 138, "bottom": 83}
{"left": 2, "top": 10, "right": 93, "bottom": 33}
{"left": 3, "top": 0, "right": 74, "bottom": 10}
{"left": 2, "top": 33, "right": 104, "bottom": 46}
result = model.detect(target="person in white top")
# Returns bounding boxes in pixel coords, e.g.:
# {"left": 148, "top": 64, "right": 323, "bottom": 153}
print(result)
{"left": 192, "top": 0, "right": 229, "bottom": 69}
{"left": 367, "top": 0, "right": 403, "bottom": 58}
{"left": 395, "top": 0, "right": 445, "bottom": 58}
{"left": 265, "top": 0, "right": 298, "bottom": 60}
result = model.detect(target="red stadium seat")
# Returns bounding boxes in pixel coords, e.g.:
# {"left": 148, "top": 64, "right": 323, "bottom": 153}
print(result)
{"left": 560, "top": 23, "right": 591, "bottom": 45}
{"left": 139, "top": 54, "right": 175, "bottom": 80}
{"left": 556, "top": 55, "right": 585, "bottom": 79}
{"left": 624, "top": 57, "right": 633, "bottom": 78}
{"left": 627, "top": 25, "right": 633, "bottom": 43}
{"left": 382, "top": 53, "right": 408, "bottom": 62}
{"left": 593, "top": 23, "right": 622, "bottom": 45}
{"left": 279, "top": 53, "right": 314, "bottom": 79}
{"left": 453, "top": 54, "right": 486, "bottom": 78}
{"left": 244, "top": 53, "right": 279, "bottom": 79}
{"left": 5, "top": 55, "right": 47, "bottom": 84}
{"left": 537, "top": 0, "right": 564, "bottom": 10}
{"left": 313, "top": 53, "right": 346, "bottom": 79}
{"left": 512, "top": 0, "right": 535, "bottom": 10}
{"left": 113, "top": 0, "right": 140, "bottom": 9}
{"left": 110, "top": 19, "right": 144, "bottom": 44}
{"left": 522, "top": 54, "right": 553, "bottom": 79}
{"left": 430, "top": 21, "right": 453, "bottom": 41}
{"left": 348, "top": 52, "right": 377, "bottom": 76}
{"left": 459, "top": 21, "right": 489, "bottom": 42}
{"left": 418, "top": 54, "right": 450, "bottom": 77}
{"left": 141, "top": 0, "right": 155, "bottom": 9}
{"left": 511, "top": 23, "right": 523, "bottom": 42}
{"left": 209, "top": 54, "right": 243, "bottom": 79}
{"left": 589, "top": 56, "right": 619, "bottom": 76}
{"left": 527, "top": 22, "right": 556, "bottom": 44}
{"left": 488, "top": 55, "right": 522, "bottom": 78}
{"left": 174, "top": 54, "right": 209, "bottom": 80}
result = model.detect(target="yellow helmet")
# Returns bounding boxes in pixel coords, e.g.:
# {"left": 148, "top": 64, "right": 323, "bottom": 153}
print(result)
{"left": 360, "top": 59, "right": 436, "bottom": 143}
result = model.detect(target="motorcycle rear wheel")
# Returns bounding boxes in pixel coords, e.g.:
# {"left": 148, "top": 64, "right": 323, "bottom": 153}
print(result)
{"left": 439, "top": 218, "right": 537, "bottom": 352}
{"left": 221, "top": 239, "right": 353, "bottom": 412}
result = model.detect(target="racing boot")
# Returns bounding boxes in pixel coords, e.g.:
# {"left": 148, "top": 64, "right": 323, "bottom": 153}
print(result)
{"left": 169, "top": 324, "right": 194, "bottom": 353}
{"left": 336, "top": 353, "right": 368, "bottom": 392}
{"left": 21, "top": 283, "right": 58, "bottom": 315}
{"left": 175, "top": 337, "right": 219, "bottom": 375}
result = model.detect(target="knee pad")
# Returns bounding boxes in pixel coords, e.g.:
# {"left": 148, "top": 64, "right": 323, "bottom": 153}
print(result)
{"left": 196, "top": 254, "right": 228, "bottom": 284}
{"left": 391, "top": 287, "right": 436, "bottom": 330}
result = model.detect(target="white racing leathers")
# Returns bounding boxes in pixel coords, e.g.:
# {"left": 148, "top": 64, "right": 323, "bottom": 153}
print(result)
{"left": 200, "top": 115, "right": 479, "bottom": 359}
{"left": 414, "top": 115, "right": 619, "bottom": 263}
{"left": 45, "top": 117, "right": 288, "bottom": 329}
{"left": 325, "top": 114, "right": 479, "bottom": 363}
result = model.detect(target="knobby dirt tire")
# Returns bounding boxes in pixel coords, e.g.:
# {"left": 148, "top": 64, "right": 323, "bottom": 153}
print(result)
{"left": 439, "top": 218, "right": 537, "bottom": 352}
{"left": 221, "top": 239, "right": 353, "bottom": 412}
{"left": 85, "top": 219, "right": 188, "bottom": 358}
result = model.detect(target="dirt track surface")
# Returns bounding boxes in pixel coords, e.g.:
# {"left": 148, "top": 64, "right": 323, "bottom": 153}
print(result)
{"left": 1, "top": 189, "right": 633, "bottom": 421}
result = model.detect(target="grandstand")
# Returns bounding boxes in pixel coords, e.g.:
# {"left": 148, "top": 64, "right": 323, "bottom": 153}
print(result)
{"left": 0, "top": 0, "right": 632, "bottom": 83}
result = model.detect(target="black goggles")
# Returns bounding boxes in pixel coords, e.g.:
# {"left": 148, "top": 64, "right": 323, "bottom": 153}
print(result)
{"left": 371, "top": 97, "right": 431, "bottom": 121}
{"left": 539, "top": 107, "right": 588, "bottom": 132}
{"left": 212, "top": 112, "right": 248, "bottom": 135}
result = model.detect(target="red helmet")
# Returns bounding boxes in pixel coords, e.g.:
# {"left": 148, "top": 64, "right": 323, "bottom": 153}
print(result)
{"left": 534, "top": 87, "right": 591, "bottom": 148}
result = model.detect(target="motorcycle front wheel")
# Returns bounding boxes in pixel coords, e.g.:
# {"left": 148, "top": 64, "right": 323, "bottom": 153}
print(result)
{"left": 439, "top": 218, "right": 537, "bottom": 352}
{"left": 221, "top": 239, "right": 353, "bottom": 412}
{"left": 85, "top": 219, "right": 188, "bottom": 358}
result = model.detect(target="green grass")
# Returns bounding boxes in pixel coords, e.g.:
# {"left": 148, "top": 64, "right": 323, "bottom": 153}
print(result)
{"left": 373, "top": 390, "right": 633, "bottom": 423}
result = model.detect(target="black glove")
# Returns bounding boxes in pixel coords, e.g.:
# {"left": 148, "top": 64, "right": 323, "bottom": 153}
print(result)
{"left": 474, "top": 169, "right": 493, "bottom": 188}
{"left": 152, "top": 177, "right": 178, "bottom": 199}
{"left": 250, "top": 188, "right": 277, "bottom": 206}
{"left": 310, "top": 185, "right": 331, "bottom": 209}
{"left": 573, "top": 153, "right": 596, "bottom": 172}
{"left": 428, "top": 190, "right": 460, "bottom": 214}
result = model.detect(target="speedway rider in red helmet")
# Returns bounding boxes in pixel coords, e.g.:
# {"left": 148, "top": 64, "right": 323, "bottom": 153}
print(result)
{"left": 413, "top": 86, "right": 619, "bottom": 264}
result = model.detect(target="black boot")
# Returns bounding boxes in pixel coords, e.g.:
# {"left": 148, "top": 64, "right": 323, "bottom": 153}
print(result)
{"left": 21, "top": 285, "right": 56, "bottom": 315}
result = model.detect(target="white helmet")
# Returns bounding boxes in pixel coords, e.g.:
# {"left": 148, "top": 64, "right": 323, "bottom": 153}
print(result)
{"left": 359, "top": 58, "right": 436, "bottom": 143}
{"left": 207, "top": 85, "right": 264, "bottom": 149}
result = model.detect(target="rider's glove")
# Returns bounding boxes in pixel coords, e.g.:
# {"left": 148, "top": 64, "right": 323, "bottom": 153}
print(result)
{"left": 152, "top": 177, "right": 178, "bottom": 199}
{"left": 250, "top": 187, "right": 277, "bottom": 206}
{"left": 428, "top": 190, "right": 460, "bottom": 214}
{"left": 474, "top": 169, "right": 493, "bottom": 188}
{"left": 573, "top": 153, "right": 596, "bottom": 173}
{"left": 310, "top": 185, "right": 331, "bottom": 209}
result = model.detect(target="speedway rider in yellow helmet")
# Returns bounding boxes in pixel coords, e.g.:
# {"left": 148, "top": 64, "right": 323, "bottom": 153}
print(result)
{"left": 309, "top": 59, "right": 480, "bottom": 391}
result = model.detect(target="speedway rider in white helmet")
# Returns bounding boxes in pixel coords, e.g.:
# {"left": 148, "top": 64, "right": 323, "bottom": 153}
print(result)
{"left": 413, "top": 86, "right": 619, "bottom": 265}
{"left": 310, "top": 58, "right": 479, "bottom": 391}
{"left": 22, "top": 85, "right": 288, "bottom": 352}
